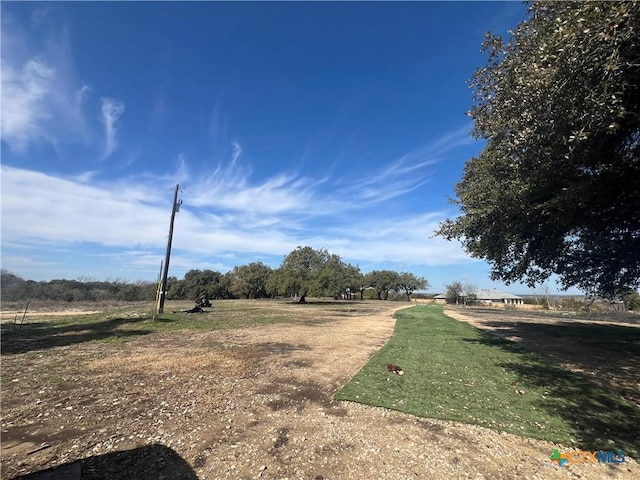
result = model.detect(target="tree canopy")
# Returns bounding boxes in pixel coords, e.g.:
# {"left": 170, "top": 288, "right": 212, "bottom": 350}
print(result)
{"left": 396, "top": 272, "right": 428, "bottom": 301}
{"left": 270, "top": 246, "right": 364, "bottom": 303}
{"left": 270, "top": 246, "right": 327, "bottom": 303}
{"left": 437, "top": 1, "right": 640, "bottom": 298}
{"left": 445, "top": 281, "right": 463, "bottom": 305}
{"left": 228, "top": 262, "right": 273, "bottom": 299}
{"left": 364, "top": 270, "right": 400, "bottom": 300}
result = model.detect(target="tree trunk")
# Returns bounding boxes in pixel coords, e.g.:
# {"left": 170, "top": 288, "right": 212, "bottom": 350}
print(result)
{"left": 298, "top": 295, "right": 306, "bottom": 304}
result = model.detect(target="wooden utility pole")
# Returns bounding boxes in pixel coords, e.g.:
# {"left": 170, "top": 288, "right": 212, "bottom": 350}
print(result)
{"left": 158, "top": 184, "right": 181, "bottom": 314}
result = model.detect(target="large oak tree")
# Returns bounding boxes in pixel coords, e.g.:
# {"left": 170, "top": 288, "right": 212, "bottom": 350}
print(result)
{"left": 438, "top": 1, "right": 640, "bottom": 298}
{"left": 272, "top": 246, "right": 362, "bottom": 303}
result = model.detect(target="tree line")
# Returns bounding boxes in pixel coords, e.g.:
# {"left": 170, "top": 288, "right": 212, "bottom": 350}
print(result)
{"left": 0, "top": 270, "right": 157, "bottom": 303}
{"left": 1, "top": 246, "right": 428, "bottom": 303}
{"left": 168, "top": 246, "right": 428, "bottom": 303}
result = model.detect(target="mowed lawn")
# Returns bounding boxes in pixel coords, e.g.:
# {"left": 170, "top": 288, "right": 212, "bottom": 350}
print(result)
{"left": 336, "top": 305, "right": 640, "bottom": 457}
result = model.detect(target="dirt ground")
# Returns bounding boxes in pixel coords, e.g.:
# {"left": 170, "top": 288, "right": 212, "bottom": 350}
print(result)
{"left": 1, "top": 302, "right": 638, "bottom": 479}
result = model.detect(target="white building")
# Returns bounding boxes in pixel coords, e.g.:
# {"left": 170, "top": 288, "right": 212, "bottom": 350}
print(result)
{"left": 434, "top": 288, "right": 523, "bottom": 305}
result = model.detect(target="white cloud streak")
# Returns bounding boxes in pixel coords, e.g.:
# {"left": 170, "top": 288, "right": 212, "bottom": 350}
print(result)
{"left": 306, "top": 213, "right": 475, "bottom": 267}
{"left": 184, "top": 132, "right": 453, "bottom": 217}
{"left": 1, "top": 12, "right": 91, "bottom": 153}
{"left": 185, "top": 142, "right": 322, "bottom": 215}
{"left": 100, "top": 97, "right": 125, "bottom": 160}
{"left": 335, "top": 126, "right": 475, "bottom": 206}
{"left": 1, "top": 58, "right": 54, "bottom": 151}
{"left": 1, "top": 161, "right": 473, "bottom": 276}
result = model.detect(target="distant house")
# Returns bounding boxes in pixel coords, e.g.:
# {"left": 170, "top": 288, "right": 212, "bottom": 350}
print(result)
{"left": 434, "top": 288, "right": 523, "bottom": 305}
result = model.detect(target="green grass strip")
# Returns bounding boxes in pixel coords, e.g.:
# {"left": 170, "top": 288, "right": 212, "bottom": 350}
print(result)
{"left": 336, "top": 305, "right": 640, "bottom": 456}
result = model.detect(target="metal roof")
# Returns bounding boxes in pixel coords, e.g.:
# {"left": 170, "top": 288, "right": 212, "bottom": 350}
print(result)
{"left": 434, "top": 289, "right": 523, "bottom": 300}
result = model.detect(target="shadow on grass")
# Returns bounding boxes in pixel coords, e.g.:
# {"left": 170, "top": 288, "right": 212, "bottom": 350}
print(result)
{"left": 474, "top": 321, "right": 640, "bottom": 407}
{"left": 480, "top": 320, "right": 640, "bottom": 354}
{"left": 456, "top": 306, "right": 640, "bottom": 325}
{"left": 0, "top": 316, "right": 153, "bottom": 355}
{"left": 11, "top": 443, "right": 199, "bottom": 480}
{"left": 152, "top": 317, "right": 179, "bottom": 323}
{"left": 464, "top": 332, "right": 640, "bottom": 456}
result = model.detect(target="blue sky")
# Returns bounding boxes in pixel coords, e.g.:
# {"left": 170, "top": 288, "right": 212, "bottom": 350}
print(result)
{"left": 0, "top": 1, "right": 577, "bottom": 295}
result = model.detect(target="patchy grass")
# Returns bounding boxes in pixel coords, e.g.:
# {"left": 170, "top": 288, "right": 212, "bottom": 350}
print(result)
{"left": 336, "top": 305, "right": 640, "bottom": 456}
{"left": 0, "top": 299, "right": 381, "bottom": 354}
{"left": 0, "top": 301, "right": 296, "bottom": 354}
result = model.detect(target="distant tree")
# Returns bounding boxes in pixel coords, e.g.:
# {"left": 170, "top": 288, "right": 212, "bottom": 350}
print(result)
{"left": 365, "top": 270, "right": 400, "bottom": 300}
{"left": 316, "top": 255, "right": 362, "bottom": 300}
{"left": 41, "top": 279, "right": 90, "bottom": 302}
{"left": 265, "top": 267, "right": 285, "bottom": 298}
{"left": 536, "top": 284, "right": 554, "bottom": 310}
{"left": 0, "top": 270, "right": 28, "bottom": 302}
{"left": 621, "top": 289, "right": 640, "bottom": 311}
{"left": 181, "top": 269, "right": 223, "bottom": 300}
{"left": 437, "top": 1, "right": 640, "bottom": 299}
{"left": 122, "top": 283, "right": 141, "bottom": 302}
{"left": 396, "top": 272, "right": 428, "bottom": 301}
{"left": 271, "top": 247, "right": 363, "bottom": 303}
{"left": 445, "top": 281, "right": 464, "bottom": 305}
{"left": 1, "top": 270, "right": 158, "bottom": 302}
{"left": 465, "top": 292, "right": 478, "bottom": 306}
{"left": 343, "top": 264, "right": 365, "bottom": 300}
{"left": 218, "top": 272, "right": 234, "bottom": 300}
{"left": 167, "top": 276, "right": 186, "bottom": 299}
{"left": 628, "top": 291, "right": 640, "bottom": 311}
{"left": 228, "top": 262, "right": 273, "bottom": 299}
{"left": 462, "top": 283, "right": 477, "bottom": 306}
{"left": 275, "top": 246, "right": 328, "bottom": 303}
{"left": 314, "top": 253, "right": 343, "bottom": 300}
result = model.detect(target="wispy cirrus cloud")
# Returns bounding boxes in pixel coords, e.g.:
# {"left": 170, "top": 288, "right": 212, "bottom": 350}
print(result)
{"left": 429, "top": 123, "right": 475, "bottom": 153}
{"left": 0, "top": 11, "right": 90, "bottom": 153}
{"left": 180, "top": 123, "right": 475, "bottom": 216}
{"left": 326, "top": 124, "right": 475, "bottom": 206}
{"left": 1, "top": 160, "right": 471, "bottom": 275}
{"left": 149, "top": 89, "right": 166, "bottom": 131}
{"left": 0, "top": 57, "right": 54, "bottom": 151}
{"left": 1, "top": 165, "right": 168, "bottom": 247}
{"left": 100, "top": 97, "right": 126, "bottom": 160}
{"left": 340, "top": 151, "right": 437, "bottom": 204}
{"left": 185, "top": 141, "right": 325, "bottom": 215}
